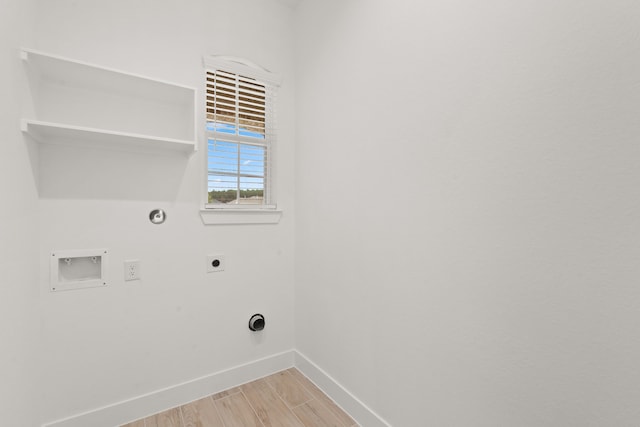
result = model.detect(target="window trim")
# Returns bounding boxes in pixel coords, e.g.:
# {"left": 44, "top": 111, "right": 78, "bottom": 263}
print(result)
{"left": 200, "top": 208, "right": 282, "bottom": 225}
{"left": 201, "top": 55, "right": 281, "bottom": 224}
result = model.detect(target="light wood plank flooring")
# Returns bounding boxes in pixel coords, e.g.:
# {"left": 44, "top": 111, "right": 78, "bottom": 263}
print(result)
{"left": 121, "top": 368, "right": 358, "bottom": 427}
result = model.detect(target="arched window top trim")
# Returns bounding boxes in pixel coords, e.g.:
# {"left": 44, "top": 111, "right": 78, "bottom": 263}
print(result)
{"left": 203, "top": 55, "right": 281, "bottom": 86}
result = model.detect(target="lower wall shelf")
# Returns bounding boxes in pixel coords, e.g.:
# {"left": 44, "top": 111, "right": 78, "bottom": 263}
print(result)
{"left": 21, "top": 119, "right": 196, "bottom": 154}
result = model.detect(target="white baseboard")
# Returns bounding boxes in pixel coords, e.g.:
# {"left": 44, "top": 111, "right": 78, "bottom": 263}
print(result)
{"left": 42, "top": 350, "right": 295, "bottom": 427}
{"left": 42, "top": 349, "right": 391, "bottom": 427}
{"left": 294, "top": 350, "right": 392, "bottom": 427}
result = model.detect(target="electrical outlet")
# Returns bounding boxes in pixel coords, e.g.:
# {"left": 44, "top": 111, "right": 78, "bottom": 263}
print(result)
{"left": 124, "top": 260, "right": 140, "bottom": 281}
{"left": 207, "top": 254, "right": 225, "bottom": 273}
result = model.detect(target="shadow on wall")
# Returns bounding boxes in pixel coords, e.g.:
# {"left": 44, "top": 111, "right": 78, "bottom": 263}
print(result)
{"left": 32, "top": 140, "right": 190, "bottom": 200}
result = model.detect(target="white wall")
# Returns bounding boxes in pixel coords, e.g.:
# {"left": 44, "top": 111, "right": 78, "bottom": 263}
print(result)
{"left": 32, "top": 0, "right": 296, "bottom": 424}
{"left": 0, "top": 0, "right": 39, "bottom": 425}
{"left": 294, "top": 1, "right": 640, "bottom": 426}
{"left": 9, "top": 0, "right": 640, "bottom": 425}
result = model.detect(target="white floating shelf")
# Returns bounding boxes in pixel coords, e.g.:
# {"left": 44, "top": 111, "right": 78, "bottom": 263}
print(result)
{"left": 21, "top": 48, "right": 197, "bottom": 101}
{"left": 21, "top": 48, "right": 197, "bottom": 153}
{"left": 21, "top": 119, "right": 196, "bottom": 153}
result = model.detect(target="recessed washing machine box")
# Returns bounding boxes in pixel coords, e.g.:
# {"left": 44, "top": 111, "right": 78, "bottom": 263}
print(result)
{"left": 50, "top": 249, "right": 108, "bottom": 292}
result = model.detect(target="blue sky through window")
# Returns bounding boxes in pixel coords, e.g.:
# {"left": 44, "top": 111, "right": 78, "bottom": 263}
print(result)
{"left": 207, "top": 122, "right": 266, "bottom": 199}
{"left": 206, "top": 122, "right": 265, "bottom": 139}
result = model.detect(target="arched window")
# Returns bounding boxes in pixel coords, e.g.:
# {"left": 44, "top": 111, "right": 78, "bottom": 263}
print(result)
{"left": 204, "top": 56, "right": 280, "bottom": 210}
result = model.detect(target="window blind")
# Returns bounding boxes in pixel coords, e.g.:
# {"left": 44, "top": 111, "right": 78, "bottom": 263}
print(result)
{"left": 206, "top": 68, "right": 277, "bottom": 208}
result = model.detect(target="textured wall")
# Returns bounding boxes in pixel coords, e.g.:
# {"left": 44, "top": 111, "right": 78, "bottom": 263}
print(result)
{"left": 0, "top": 0, "right": 39, "bottom": 425}
{"left": 32, "top": 0, "right": 296, "bottom": 423}
{"left": 294, "top": 0, "right": 640, "bottom": 425}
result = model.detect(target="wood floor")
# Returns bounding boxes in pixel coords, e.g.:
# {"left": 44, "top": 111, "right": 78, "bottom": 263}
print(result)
{"left": 121, "top": 368, "right": 358, "bottom": 427}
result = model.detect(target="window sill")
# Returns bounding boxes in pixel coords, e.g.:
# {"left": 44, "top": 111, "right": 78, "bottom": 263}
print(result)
{"left": 200, "top": 209, "right": 282, "bottom": 225}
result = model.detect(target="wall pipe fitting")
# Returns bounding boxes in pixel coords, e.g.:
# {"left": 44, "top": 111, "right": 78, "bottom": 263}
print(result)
{"left": 248, "top": 314, "right": 265, "bottom": 331}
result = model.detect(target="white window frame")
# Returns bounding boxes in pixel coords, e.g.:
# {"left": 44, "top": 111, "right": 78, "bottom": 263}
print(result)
{"left": 200, "top": 56, "right": 282, "bottom": 225}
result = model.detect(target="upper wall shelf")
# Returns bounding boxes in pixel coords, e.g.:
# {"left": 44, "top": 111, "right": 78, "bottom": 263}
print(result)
{"left": 21, "top": 119, "right": 196, "bottom": 153}
{"left": 21, "top": 48, "right": 197, "bottom": 153}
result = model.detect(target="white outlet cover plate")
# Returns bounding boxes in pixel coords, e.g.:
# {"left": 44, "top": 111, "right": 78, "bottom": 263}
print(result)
{"left": 207, "top": 254, "right": 225, "bottom": 273}
{"left": 124, "top": 259, "right": 140, "bottom": 281}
